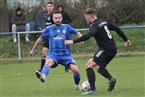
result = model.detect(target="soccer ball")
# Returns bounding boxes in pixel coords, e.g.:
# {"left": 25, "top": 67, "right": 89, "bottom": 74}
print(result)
{"left": 81, "top": 81, "right": 90, "bottom": 91}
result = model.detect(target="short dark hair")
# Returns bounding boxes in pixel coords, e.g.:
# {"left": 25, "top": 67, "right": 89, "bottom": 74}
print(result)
{"left": 84, "top": 8, "right": 96, "bottom": 16}
{"left": 52, "top": 11, "right": 62, "bottom": 17}
{"left": 47, "top": 2, "right": 54, "bottom": 5}
{"left": 57, "top": 5, "right": 64, "bottom": 10}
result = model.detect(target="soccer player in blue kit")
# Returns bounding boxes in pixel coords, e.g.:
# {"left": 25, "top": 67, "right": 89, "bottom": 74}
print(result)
{"left": 29, "top": 11, "right": 83, "bottom": 90}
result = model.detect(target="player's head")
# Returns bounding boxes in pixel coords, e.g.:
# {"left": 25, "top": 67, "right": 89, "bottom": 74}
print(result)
{"left": 52, "top": 11, "right": 62, "bottom": 26}
{"left": 46, "top": 2, "right": 54, "bottom": 13}
{"left": 84, "top": 8, "right": 97, "bottom": 24}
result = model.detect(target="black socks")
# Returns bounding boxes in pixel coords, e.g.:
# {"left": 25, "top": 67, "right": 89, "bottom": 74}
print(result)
{"left": 98, "top": 68, "right": 112, "bottom": 81}
{"left": 86, "top": 68, "right": 96, "bottom": 91}
{"left": 40, "top": 56, "right": 46, "bottom": 71}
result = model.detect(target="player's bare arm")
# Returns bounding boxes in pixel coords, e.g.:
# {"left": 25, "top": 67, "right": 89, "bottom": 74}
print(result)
{"left": 76, "top": 32, "right": 84, "bottom": 45}
{"left": 29, "top": 37, "right": 43, "bottom": 57}
{"left": 64, "top": 40, "right": 74, "bottom": 45}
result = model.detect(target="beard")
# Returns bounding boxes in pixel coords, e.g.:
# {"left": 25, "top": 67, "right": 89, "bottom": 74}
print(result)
{"left": 55, "top": 21, "right": 61, "bottom": 26}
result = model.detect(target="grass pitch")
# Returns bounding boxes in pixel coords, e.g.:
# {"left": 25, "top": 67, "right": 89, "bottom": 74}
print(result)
{"left": 0, "top": 55, "right": 144, "bottom": 97}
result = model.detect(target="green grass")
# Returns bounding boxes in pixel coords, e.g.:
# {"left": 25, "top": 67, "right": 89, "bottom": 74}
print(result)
{"left": 0, "top": 55, "right": 144, "bottom": 97}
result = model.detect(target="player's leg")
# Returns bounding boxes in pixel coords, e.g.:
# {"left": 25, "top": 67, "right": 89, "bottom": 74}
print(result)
{"left": 64, "top": 64, "right": 69, "bottom": 72}
{"left": 40, "top": 59, "right": 54, "bottom": 82}
{"left": 81, "top": 58, "right": 97, "bottom": 95}
{"left": 40, "top": 47, "right": 48, "bottom": 70}
{"left": 40, "top": 58, "right": 55, "bottom": 82}
{"left": 96, "top": 65, "right": 116, "bottom": 91}
{"left": 85, "top": 58, "right": 97, "bottom": 93}
{"left": 95, "top": 66, "right": 112, "bottom": 80}
{"left": 61, "top": 55, "right": 81, "bottom": 90}
{"left": 93, "top": 50, "right": 116, "bottom": 91}
{"left": 35, "top": 39, "right": 48, "bottom": 78}
{"left": 69, "top": 64, "right": 82, "bottom": 90}
{"left": 40, "top": 39, "right": 49, "bottom": 71}
{"left": 82, "top": 50, "right": 111, "bottom": 95}
{"left": 40, "top": 53, "right": 59, "bottom": 82}
{"left": 34, "top": 47, "right": 48, "bottom": 79}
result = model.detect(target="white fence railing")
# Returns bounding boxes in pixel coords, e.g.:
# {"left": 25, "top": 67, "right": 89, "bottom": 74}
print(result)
{"left": 0, "top": 26, "right": 145, "bottom": 60}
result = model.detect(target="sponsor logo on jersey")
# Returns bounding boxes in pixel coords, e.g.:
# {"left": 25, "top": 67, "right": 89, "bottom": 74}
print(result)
{"left": 57, "top": 30, "right": 60, "bottom": 32}
{"left": 62, "top": 29, "right": 66, "bottom": 34}
{"left": 53, "top": 35, "right": 65, "bottom": 40}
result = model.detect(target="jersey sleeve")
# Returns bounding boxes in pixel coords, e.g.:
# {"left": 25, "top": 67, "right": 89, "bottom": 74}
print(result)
{"left": 67, "top": 25, "right": 78, "bottom": 34}
{"left": 40, "top": 27, "right": 49, "bottom": 39}
{"left": 73, "top": 25, "right": 97, "bottom": 43}
{"left": 107, "top": 21, "right": 128, "bottom": 42}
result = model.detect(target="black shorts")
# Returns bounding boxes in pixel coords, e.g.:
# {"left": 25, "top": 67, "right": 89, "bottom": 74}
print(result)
{"left": 43, "top": 38, "right": 49, "bottom": 48}
{"left": 92, "top": 49, "right": 117, "bottom": 68}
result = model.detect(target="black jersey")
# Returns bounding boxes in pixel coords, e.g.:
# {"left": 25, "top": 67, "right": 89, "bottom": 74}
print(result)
{"left": 73, "top": 18, "right": 128, "bottom": 51}
{"left": 44, "top": 12, "right": 53, "bottom": 27}
{"left": 43, "top": 12, "right": 54, "bottom": 48}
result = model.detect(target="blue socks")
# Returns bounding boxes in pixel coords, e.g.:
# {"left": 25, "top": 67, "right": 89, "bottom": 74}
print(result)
{"left": 41, "top": 64, "right": 50, "bottom": 76}
{"left": 74, "top": 73, "right": 80, "bottom": 85}
{"left": 41, "top": 65, "right": 81, "bottom": 85}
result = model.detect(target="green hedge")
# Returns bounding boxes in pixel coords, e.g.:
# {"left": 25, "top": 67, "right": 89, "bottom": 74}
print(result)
{"left": 0, "top": 28, "right": 144, "bottom": 58}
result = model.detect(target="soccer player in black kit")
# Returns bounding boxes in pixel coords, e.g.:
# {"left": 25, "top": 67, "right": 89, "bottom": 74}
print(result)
{"left": 65, "top": 8, "right": 131, "bottom": 95}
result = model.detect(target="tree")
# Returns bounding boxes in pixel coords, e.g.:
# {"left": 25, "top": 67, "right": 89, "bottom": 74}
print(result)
{"left": 97, "top": 0, "right": 145, "bottom": 24}
{"left": 0, "top": 0, "right": 9, "bottom": 32}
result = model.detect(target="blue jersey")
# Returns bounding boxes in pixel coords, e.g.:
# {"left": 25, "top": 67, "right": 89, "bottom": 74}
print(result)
{"left": 41, "top": 24, "right": 78, "bottom": 55}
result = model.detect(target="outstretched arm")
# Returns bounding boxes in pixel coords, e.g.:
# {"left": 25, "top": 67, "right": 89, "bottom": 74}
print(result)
{"left": 29, "top": 37, "right": 43, "bottom": 57}
{"left": 73, "top": 26, "right": 97, "bottom": 44}
{"left": 73, "top": 32, "right": 93, "bottom": 43}
{"left": 65, "top": 29, "right": 97, "bottom": 45}
{"left": 108, "top": 21, "right": 132, "bottom": 47}
{"left": 65, "top": 32, "right": 93, "bottom": 45}
{"left": 108, "top": 21, "right": 128, "bottom": 41}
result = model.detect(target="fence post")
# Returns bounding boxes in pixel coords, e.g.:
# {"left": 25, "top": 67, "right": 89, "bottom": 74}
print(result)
{"left": 17, "top": 33, "right": 21, "bottom": 61}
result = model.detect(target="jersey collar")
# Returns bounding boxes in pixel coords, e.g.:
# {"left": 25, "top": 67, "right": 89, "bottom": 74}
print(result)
{"left": 92, "top": 19, "right": 98, "bottom": 24}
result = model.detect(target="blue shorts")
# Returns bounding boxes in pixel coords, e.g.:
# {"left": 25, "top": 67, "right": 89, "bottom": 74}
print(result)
{"left": 46, "top": 53, "right": 76, "bottom": 68}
